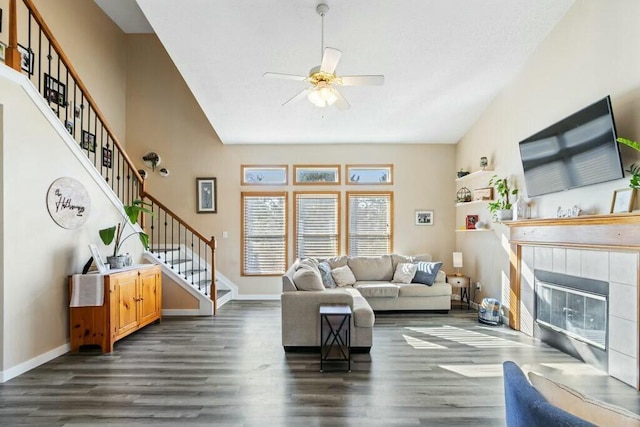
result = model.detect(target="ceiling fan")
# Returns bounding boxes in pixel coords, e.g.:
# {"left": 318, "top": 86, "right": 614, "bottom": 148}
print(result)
{"left": 264, "top": 3, "right": 384, "bottom": 110}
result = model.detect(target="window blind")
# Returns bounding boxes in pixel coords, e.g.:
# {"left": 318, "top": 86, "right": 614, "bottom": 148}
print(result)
{"left": 242, "top": 193, "right": 287, "bottom": 275}
{"left": 295, "top": 192, "right": 339, "bottom": 259}
{"left": 347, "top": 192, "right": 392, "bottom": 256}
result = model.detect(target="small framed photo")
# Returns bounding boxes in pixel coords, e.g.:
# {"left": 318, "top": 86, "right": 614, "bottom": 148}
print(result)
{"left": 197, "top": 177, "right": 217, "bottom": 213}
{"left": 0, "top": 42, "right": 6, "bottom": 62}
{"left": 473, "top": 187, "right": 494, "bottom": 201}
{"left": 81, "top": 130, "right": 96, "bottom": 152}
{"left": 17, "top": 44, "right": 34, "bottom": 75}
{"left": 88, "top": 244, "right": 108, "bottom": 274}
{"left": 610, "top": 188, "right": 636, "bottom": 213}
{"left": 293, "top": 165, "right": 340, "bottom": 185}
{"left": 466, "top": 214, "right": 479, "bottom": 230}
{"left": 102, "top": 147, "right": 112, "bottom": 169}
{"left": 346, "top": 164, "right": 393, "bottom": 184}
{"left": 415, "top": 210, "right": 434, "bottom": 226}
{"left": 74, "top": 104, "right": 82, "bottom": 119}
{"left": 65, "top": 120, "right": 74, "bottom": 134}
{"left": 241, "top": 165, "right": 287, "bottom": 185}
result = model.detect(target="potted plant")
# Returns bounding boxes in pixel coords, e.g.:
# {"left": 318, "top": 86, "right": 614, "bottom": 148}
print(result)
{"left": 488, "top": 175, "right": 518, "bottom": 221}
{"left": 617, "top": 137, "right": 640, "bottom": 189}
{"left": 99, "top": 200, "right": 153, "bottom": 269}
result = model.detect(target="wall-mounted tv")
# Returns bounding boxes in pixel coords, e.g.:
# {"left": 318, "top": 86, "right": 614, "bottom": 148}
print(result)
{"left": 519, "top": 96, "right": 624, "bottom": 197}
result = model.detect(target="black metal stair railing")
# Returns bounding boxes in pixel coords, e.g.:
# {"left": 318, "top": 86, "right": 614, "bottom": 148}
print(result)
{"left": 5, "top": 0, "right": 218, "bottom": 313}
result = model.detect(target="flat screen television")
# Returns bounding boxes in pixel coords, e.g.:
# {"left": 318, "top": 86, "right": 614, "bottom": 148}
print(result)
{"left": 519, "top": 96, "right": 624, "bottom": 197}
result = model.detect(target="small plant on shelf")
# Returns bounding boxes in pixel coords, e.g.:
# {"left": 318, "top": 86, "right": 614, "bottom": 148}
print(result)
{"left": 617, "top": 137, "right": 640, "bottom": 189}
{"left": 487, "top": 175, "right": 518, "bottom": 221}
{"left": 99, "top": 200, "right": 153, "bottom": 268}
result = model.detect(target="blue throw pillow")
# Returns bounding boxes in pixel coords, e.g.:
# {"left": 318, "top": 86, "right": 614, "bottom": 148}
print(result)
{"left": 412, "top": 261, "right": 442, "bottom": 286}
{"left": 318, "top": 261, "right": 337, "bottom": 288}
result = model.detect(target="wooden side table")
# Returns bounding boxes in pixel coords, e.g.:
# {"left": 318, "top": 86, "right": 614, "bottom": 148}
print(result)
{"left": 447, "top": 275, "right": 471, "bottom": 310}
{"left": 319, "top": 304, "right": 351, "bottom": 372}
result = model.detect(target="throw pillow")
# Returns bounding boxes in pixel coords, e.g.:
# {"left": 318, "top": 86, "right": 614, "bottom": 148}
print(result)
{"left": 292, "top": 264, "right": 324, "bottom": 291}
{"left": 331, "top": 265, "right": 357, "bottom": 287}
{"left": 318, "top": 261, "right": 337, "bottom": 288}
{"left": 392, "top": 262, "right": 418, "bottom": 284}
{"left": 412, "top": 261, "right": 443, "bottom": 286}
{"left": 528, "top": 371, "right": 640, "bottom": 427}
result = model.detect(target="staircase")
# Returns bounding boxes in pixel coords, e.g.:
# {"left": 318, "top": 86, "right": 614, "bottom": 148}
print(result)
{"left": 3, "top": 0, "right": 230, "bottom": 315}
{"left": 144, "top": 245, "right": 232, "bottom": 315}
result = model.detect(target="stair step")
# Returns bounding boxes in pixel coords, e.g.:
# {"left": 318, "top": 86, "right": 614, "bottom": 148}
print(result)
{"left": 217, "top": 289, "right": 230, "bottom": 298}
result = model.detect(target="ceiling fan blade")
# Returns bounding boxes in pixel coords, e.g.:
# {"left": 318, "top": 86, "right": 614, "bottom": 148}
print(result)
{"left": 282, "top": 88, "right": 311, "bottom": 106}
{"left": 320, "top": 47, "right": 342, "bottom": 74}
{"left": 264, "top": 72, "right": 307, "bottom": 81}
{"left": 339, "top": 75, "right": 385, "bottom": 86}
{"left": 333, "top": 89, "right": 350, "bottom": 110}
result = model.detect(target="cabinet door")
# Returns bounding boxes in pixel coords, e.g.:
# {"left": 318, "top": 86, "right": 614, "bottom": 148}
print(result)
{"left": 113, "top": 271, "right": 139, "bottom": 337}
{"left": 139, "top": 268, "right": 160, "bottom": 325}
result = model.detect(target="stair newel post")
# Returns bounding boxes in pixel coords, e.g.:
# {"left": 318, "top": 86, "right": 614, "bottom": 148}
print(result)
{"left": 210, "top": 236, "right": 217, "bottom": 315}
{"left": 6, "top": 0, "right": 22, "bottom": 72}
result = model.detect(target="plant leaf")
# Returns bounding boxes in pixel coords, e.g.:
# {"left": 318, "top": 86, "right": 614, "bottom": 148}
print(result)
{"left": 137, "top": 232, "right": 150, "bottom": 249}
{"left": 99, "top": 226, "right": 117, "bottom": 245}
{"left": 618, "top": 137, "right": 640, "bottom": 152}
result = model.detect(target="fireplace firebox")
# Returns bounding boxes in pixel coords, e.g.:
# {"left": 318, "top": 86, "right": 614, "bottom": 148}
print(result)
{"left": 535, "top": 270, "right": 608, "bottom": 370}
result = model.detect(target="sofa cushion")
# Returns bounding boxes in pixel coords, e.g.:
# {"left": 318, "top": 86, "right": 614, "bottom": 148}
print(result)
{"left": 354, "top": 282, "right": 399, "bottom": 298}
{"left": 412, "top": 261, "right": 443, "bottom": 285}
{"left": 341, "top": 287, "right": 375, "bottom": 327}
{"left": 391, "top": 253, "right": 432, "bottom": 271}
{"left": 325, "top": 255, "right": 349, "bottom": 269}
{"left": 392, "top": 262, "right": 418, "bottom": 284}
{"left": 331, "top": 265, "right": 357, "bottom": 287}
{"left": 398, "top": 281, "right": 452, "bottom": 297}
{"left": 529, "top": 371, "right": 640, "bottom": 427}
{"left": 292, "top": 264, "right": 324, "bottom": 291}
{"left": 318, "top": 261, "right": 337, "bottom": 288}
{"left": 348, "top": 255, "right": 393, "bottom": 281}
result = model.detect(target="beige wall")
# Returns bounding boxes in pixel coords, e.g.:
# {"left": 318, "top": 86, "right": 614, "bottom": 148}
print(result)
{"left": 0, "top": 72, "right": 142, "bottom": 373}
{"left": 455, "top": 0, "right": 640, "bottom": 310}
{"left": 25, "top": 0, "right": 128, "bottom": 142}
{"left": 125, "top": 35, "right": 457, "bottom": 295}
{"left": 162, "top": 273, "right": 199, "bottom": 310}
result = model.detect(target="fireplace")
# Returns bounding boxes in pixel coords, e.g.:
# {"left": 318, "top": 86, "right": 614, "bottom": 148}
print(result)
{"left": 535, "top": 270, "right": 608, "bottom": 370}
{"left": 507, "top": 214, "right": 640, "bottom": 389}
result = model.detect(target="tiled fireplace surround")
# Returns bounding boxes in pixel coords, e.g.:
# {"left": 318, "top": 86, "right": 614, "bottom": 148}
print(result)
{"left": 507, "top": 214, "right": 640, "bottom": 388}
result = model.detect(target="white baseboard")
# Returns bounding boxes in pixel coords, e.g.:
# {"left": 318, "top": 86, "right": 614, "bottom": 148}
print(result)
{"left": 1, "top": 343, "right": 70, "bottom": 383}
{"left": 162, "top": 309, "right": 210, "bottom": 316}
{"left": 235, "top": 294, "right": 281, "bottom": 301}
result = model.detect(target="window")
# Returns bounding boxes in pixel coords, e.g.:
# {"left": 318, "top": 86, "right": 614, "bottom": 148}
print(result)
{"left": 294, "top": 192, "right": 340, "bottom": 259}
{"left": 347, "top": 192, "right": 393, "bottom": 256}
{"left": 241, "top": 192, "right": 287, "bottom": 275}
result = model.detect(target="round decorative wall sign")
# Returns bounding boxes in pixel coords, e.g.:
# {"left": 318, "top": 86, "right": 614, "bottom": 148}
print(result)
{"left": 46, "top": 177, "right": 91, "bottom": 229}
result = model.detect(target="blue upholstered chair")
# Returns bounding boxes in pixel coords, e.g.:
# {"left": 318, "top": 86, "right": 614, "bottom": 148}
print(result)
{"left": 502, "top": 361, "right": 595, "bottom": 427}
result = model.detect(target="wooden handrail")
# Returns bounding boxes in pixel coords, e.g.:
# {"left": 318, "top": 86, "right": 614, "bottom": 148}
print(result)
{"left": 21, "top": 0, "right": 144, "bottom": 187}
{"left": 143, "top": 192, "right": 216, "bottom": 248}
{"left": 6, "top": 0, "right": 21, "bottom": 71}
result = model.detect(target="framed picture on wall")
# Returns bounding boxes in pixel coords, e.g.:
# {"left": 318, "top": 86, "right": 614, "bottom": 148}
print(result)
{"left": 17, "top": 44, "right": 34, "bottom": 75}
{"left": 0, "top": 42, "right": 6, "bottom": 62}
{"left": 415, "top": 210, "right": 434, "bottom": 226}
{"left": 466, "top": 214, "right": 479, "bottom": 230}
{"left": 197, "top": 177, "right": 217, "bottom": 213}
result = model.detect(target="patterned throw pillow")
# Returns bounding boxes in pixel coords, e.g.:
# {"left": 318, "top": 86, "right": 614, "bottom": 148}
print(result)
{"left": 392, "top": 262, "right": 418, "bottom": 284}
{"left": 331, "top": 265, "right": 357, "bottom": 287}
{"left": 318, "top": 261, "right": 337, "bottom": 288}
{"left": 412, "top": 261, "right": 443, "bottom": 286}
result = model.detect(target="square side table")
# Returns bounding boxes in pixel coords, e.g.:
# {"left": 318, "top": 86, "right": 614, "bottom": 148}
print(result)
{"left": 319, "top": 304, "right": 351, "bottom": 372}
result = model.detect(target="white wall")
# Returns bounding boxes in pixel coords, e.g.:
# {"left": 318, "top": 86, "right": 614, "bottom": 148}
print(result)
{"left": 455, "top": 0, "right": 640, "bottom": 313}
{"left": 0, "top": 69, "right": 142, "bottom": 379}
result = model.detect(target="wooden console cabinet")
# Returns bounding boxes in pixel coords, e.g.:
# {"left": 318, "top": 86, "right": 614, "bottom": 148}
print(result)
{"left": 69, "top": 264, "right": 162, "bottom": 353}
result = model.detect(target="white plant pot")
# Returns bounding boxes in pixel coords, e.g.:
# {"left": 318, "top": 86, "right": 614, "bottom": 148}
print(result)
{"left": 497, "top": 209, "right": 513, "bottom": 222}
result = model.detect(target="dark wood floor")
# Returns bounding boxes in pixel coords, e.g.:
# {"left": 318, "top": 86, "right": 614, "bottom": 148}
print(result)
{"left": 1, "top": 301, "right": 638, "bottom": 426}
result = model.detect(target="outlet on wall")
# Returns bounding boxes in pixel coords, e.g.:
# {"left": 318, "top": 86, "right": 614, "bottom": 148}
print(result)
{"left": 476, "top": 282, "right": 482, "bottom": 291}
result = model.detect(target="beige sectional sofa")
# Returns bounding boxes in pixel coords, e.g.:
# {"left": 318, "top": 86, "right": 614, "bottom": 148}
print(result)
{"left": 281, "top": 254, "right": 451, "bottom": 352}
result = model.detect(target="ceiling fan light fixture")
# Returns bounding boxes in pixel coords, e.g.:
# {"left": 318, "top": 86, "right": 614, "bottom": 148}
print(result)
{"left": 308, "top": 88, "right": 327, "bottom": 107}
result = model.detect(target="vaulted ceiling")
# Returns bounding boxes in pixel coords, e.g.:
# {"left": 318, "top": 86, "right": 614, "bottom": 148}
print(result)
{"left": 95, "top": 0, "right": 575, "bottom": 144}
